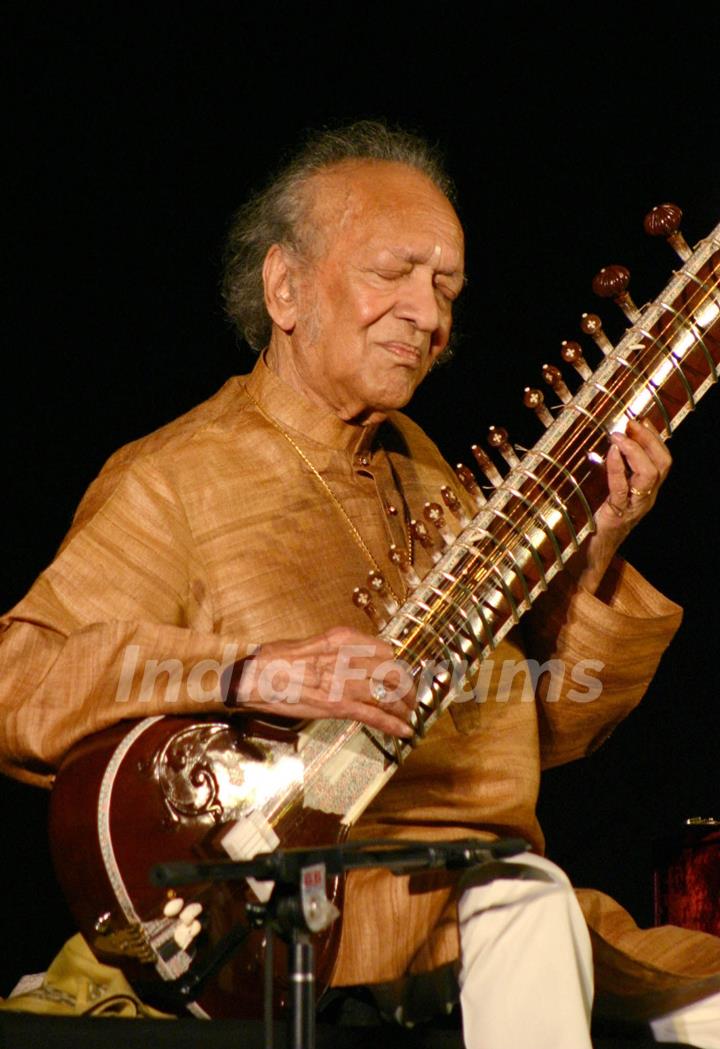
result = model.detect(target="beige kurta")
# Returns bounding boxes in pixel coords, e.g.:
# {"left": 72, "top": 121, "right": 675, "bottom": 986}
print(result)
{"left": 1, "top": 355, "right": 718, "bottom": 1017}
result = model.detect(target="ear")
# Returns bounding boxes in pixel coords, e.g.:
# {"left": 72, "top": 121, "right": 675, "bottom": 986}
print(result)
{"left": 263, "top": 244, "right": 297, "bottom": 332}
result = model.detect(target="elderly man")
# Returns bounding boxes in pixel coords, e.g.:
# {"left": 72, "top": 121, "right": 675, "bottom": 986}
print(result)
{"left": 1, "top": 122, "right": 719, "bottom": 1047}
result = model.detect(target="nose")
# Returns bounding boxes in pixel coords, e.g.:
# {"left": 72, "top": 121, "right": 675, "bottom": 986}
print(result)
{"left": 394, "top": 269, "right": 442, "bottom": 334}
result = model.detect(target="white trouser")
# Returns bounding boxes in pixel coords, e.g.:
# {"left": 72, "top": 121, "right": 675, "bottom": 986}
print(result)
{"left": 651, "top": 991, "right": 720, "bottom": 1048}
{"left": 458, "top": 852, "right": 720, "bottom": 1049}
{"left": 458, "top": 852, "right": 594, "bottom": 1049}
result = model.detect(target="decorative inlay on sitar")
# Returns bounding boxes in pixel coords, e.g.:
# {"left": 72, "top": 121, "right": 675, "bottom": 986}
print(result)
{"left": 50, "top": 207, "right": 720, "bottom": 1018}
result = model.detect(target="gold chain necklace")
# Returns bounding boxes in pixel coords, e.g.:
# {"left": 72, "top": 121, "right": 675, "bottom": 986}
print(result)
{"left": 244, "top": 387, "right": 411, "bottom": 605}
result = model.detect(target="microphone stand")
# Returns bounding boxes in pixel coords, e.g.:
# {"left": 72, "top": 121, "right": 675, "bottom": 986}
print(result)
{"left": 151, "top": 836, "right": 529, "bottom": 1049}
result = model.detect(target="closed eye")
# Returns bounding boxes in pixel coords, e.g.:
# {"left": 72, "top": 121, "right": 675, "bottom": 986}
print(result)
{"left": 374, "top": 268, "right": 409, "bottom": 281}
{"left": 434, "top": 277, "right": 464, "bottom": 301}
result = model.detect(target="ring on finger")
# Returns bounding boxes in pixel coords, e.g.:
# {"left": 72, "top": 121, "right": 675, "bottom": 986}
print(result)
{"left": 629, "top": 485, "right": 654, "bottom": 498}
{"left": 370, "top": 681, "right": 387, "bottom": 704}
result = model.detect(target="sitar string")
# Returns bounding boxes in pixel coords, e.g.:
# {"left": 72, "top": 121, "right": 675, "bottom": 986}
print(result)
{"left": 390, "top": 256, "right": 720, "bottom": 677}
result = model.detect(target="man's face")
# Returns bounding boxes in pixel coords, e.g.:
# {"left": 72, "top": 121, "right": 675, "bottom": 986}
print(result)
{"left": 283, "top": 161, "right": 465, "bottom": 423}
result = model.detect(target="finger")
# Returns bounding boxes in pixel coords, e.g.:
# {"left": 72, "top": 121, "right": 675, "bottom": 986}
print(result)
{"left": 344, "top": 698, "right": 414, "bottom": 738}
{"left": 246, "top": 631, "right": 416, "bottom": 734}
{"left": 296, "top": 637, "right": 398, "bottom": 692}
{"left": 625, "top": 419, "right": 672, "bottom": 476}
{"left": 248, "top": 678, "right": 415, "bottom": 737}
{"left": 609, "top": 431, "right": 660, "bottom": 490}
{"left": 604, "top": 444, "right": 629, "bottom": 507}
{"left": 304, "top": 651, "right": 415, "bottom": 716}
{"left": 265, "top": 627, "right": 391, "bottom": 659}
{"left": 628, "top": 419, "right": 672, "bottom": 474}
{"left": 304, "top": 632, "right": 397, "bottom": 665}
{"left": 369, "top": 661, "right": 417, "bottom": 711}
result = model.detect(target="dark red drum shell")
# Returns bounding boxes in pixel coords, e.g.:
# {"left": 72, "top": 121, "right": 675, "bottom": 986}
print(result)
{"left": 654, "top": 826, "right": 720, "bottom": 937}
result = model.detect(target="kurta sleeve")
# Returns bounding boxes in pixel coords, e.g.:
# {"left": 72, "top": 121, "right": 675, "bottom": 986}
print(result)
{"left": 0, "top": 456, "right": 239, "bottom": 787}
{"left": 524, "top": 558, "right": 683, "bottom": 769}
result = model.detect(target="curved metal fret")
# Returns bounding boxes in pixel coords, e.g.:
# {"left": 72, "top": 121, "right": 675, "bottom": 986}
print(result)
{"left": 638, "top": 323, "right": 696, "bottom": 410}
{"left": 479, "top": 506, "right": 549, "bottom": 590}
{"left": 400, "top": 607, "right": 461, "bottom": 672}
{"left": 562, "top": 402, "right": 611, "bottom": 439}
{"left": 411, "top": 595, "right": 472, "bottom": 693}
{"left": 454, "top": 538, "right": 522, "bottom": 624}
{"left": 417, "top": 580, "right": 483, "bottom": 716}
{"left": 439, "top": 569, "right": 496, "bottom": 650}
{"left": 458, "top": 526, "right": 533, "bottom": 609}
{"left": 657, "top": 299, "right": 718, "bottom": 383}
{"left": 680, "top": 268, "right": 720, "bottom": 312}
{"left": 591, "top": 380, "right": 637, "bottom": 421}
{"left": 504, "top": 485, "right": 564, "bottom": 570}
{"left": 614, "top": 354, "right": 673, "bottom": 433}
{"left": 424, "top": 579, "right": 484, "bottom": 664}
{"left": 511, "top": 463, "right": 580, "bottom": 550}
{"left": 398, "top": 606, "right": 460, "bottom": 725}
{"left": 523, "top": 447, "right": 596, "bottom": 533}
{"left": 386, "top": 625, "right": 441, "bottom": 684}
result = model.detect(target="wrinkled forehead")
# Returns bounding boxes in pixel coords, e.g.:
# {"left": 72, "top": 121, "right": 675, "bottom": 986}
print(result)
{"left": 304, "top": 160, "right": 464, "bottom": 261}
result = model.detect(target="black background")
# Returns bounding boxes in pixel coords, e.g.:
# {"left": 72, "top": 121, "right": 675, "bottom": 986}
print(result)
{"left": 2, "top": 4, "right": 719, "bottom": 995}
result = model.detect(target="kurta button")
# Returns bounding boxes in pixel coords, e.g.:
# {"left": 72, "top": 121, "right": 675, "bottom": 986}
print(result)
{"left": 355, "top": 454, "right": 370, "bottom": 467}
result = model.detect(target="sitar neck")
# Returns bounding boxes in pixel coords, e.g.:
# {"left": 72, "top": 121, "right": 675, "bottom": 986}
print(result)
{"left": 379, "top": 222, "right": 720, "bottom": 751}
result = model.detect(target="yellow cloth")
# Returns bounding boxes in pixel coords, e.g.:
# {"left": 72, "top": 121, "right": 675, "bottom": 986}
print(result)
{"left": 0, "top": 934, "right": 172, "bottom": 1018}
{"left": 0, "top": 354, "right": 717, "bottom": 1014}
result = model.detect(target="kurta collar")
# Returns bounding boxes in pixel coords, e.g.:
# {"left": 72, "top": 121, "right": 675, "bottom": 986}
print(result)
{"left": 243, "top": 353, "right": 381, "bottom": 455}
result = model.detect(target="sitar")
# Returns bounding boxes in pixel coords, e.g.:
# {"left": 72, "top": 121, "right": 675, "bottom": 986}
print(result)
{"left": 50, "top": 205, "right": 720, "bottom": 1018}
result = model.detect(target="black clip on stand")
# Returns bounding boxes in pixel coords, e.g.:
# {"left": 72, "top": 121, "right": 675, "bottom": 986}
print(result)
{"left": 152, "top": 836, "right": 529, "bottom": 1049}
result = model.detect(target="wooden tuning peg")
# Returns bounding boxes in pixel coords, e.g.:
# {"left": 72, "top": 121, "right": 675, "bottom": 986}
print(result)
{"left": 592, "top": 264, "right": 640, "bottom": 323}
{"left": 440, "top": 485, "right": 470, "bottom": 527}
{"left": 471, "top": 444, "right": 504, "bottom": 486}
{"left": 580, "top": 312, "right": 613, "bottom": 354}
{"left": 487, "top": 426, "right": 519, "bottom": 468}
{"left": 389, "top": 544, "right": 420, "bottom": 587}
{"left": 523, "top": 387, "right": 553, "bottom": 428}
{"left": 366, "top": 570, "right": 398, "bottom": 616}
{"left": 643, "top": 203, "right": 691, "bottom": 262}
{"left": 541, "top": 364, "right": 572, "bottom": 404}
{"left": 410, "top": 519, "right": 442, "bottom": 563}
{"left": 454, "top": 464, "right": 487, "bottom": 509}
{"left": 424, "top": 502, "right": 454, "bottom": 545}
{"left": 352, "top": 586, "right": 385, "bottom": 630}
{"left": 560, "top": 340, "right": 592, "bottom": 380}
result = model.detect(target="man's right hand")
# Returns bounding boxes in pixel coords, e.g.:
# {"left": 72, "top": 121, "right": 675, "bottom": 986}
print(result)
{"left": 226, "top": 626, "right": 416, "bottom": 738}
